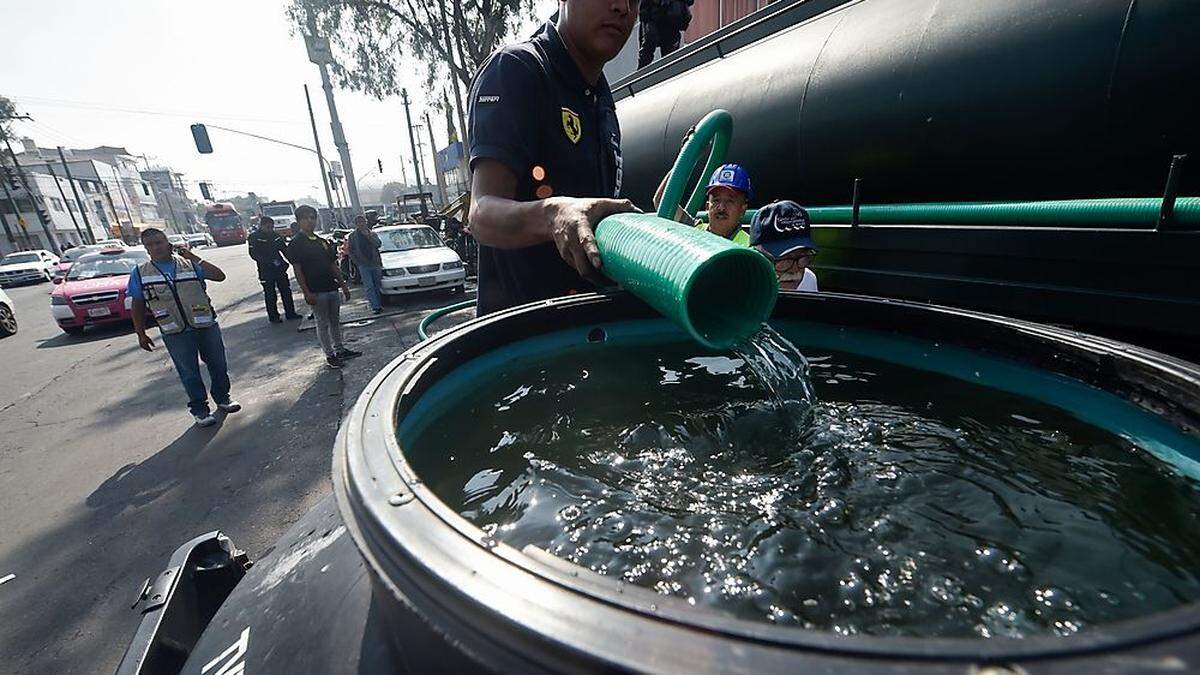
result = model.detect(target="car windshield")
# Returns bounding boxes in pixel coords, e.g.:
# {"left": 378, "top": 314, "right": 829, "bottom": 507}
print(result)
{"left": 206, "top": 213, "right": 242, "bottom": 230}
{"left": 66, "top": 252, "right": 150, "bottom": 280}
{"left": 262, "top": 205, "right": 293, "bottom": 217}
{"left": 61, "top": 247, "right": 99, "bottom": 262}
{"left": 379, "top": 227, "right": 441, "bottom": 252}
{"left": 2, "top": 253, "right": 41, "bottom": 265}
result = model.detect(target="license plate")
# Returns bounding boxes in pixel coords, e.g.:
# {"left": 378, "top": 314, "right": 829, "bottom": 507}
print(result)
{"left": 87, "top": 307, "right": 112, "bottom": 318}
{"left": 418, "top": 277, "right": 436, "bottom": 286}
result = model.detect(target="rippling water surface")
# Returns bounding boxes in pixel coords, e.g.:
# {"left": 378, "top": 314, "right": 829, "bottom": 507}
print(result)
{"left": 407, "top": 329, "right": 1200, "bottom": 638}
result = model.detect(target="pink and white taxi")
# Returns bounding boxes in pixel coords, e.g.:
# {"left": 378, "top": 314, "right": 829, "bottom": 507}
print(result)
{"left": 49, "top": 246, "right": 150, "bottom": 335}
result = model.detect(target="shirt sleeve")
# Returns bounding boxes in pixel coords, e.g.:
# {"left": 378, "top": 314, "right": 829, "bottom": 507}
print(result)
{"left": 468, "top": 51, "right": 544, "bottom": 177}
{"left": 126, "top": 267, "right": 143, "bottom": 300}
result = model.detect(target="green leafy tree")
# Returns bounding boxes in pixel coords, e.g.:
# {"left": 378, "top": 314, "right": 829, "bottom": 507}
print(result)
{"left": 0, "top": 96, "right": 17, "bottom": 145}
{"left": 286, "top": 0, "right": 540, "bottom": 147}
{"left": 379, "top": 181, "right": 408, "bottom": 205}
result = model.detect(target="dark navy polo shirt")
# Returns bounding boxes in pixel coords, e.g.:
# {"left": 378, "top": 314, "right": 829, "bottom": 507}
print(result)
{"left": 468, "top": 21, "right": 624, "bottom": 314}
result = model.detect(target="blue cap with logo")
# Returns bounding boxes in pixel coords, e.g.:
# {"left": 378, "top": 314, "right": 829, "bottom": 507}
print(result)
{"left": 750, "top": 200, "right": 818, "bottom": 258}
{"left": 706, "top": 163, "right": 752, "bottom": 200}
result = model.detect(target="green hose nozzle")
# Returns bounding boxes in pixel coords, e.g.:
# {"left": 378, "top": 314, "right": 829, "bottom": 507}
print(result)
{"left": 595, "top": 213, "right": 777, "bottom": 350}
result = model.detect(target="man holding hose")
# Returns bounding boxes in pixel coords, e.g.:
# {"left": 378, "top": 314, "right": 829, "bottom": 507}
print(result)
{"left": 468, "top": 0, "right": 641, "bottom": 314}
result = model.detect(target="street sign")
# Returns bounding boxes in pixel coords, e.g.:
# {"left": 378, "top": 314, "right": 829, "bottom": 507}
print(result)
{"left": 304, "top": 35, "right": 333, "bottom": 65}
{"left": 330, "top": 160, "right": 343, "bottom": 178}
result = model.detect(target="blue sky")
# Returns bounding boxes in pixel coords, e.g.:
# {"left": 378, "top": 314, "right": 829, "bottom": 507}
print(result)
{"left": 1, "top": 0, "right": 553, "bottom": 203}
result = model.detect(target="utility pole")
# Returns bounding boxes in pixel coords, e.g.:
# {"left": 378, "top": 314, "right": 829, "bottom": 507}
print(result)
{"left": 4, "top": 139, "right": 60, "bottom": 253}
{"left": 110, "top": 166, "right": 135, "bottom": 240}
{"left": 0, "top": 179, "right": 17, "bottom": 251}
{"left": 44, "top": 162, "right": 87, "bottom": 245}
{"left": 305, "top": 14, "right": 361, "bottom": 215}
{"left": 57, "top": 147, "right": 95, "bottom": 243}
{"left": 437, "top": 0, "right": 469, "bottom": 157}
{"left": 303, "top": 84, "right": 337, "bottom": 229}
{"left": 424, "top": 111, "right": 449, "bottom": 207}
{"left": 400, "top": 89, "right": 428, "bottom": 218}
{"left": 0, "top": 173, "right": 31, "bottom": 249}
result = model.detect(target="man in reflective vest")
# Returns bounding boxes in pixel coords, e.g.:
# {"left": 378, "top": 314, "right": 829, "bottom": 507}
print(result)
{"left": 130, "top": 227, "right": 241, "bottom": 427}
{"left": 653, "top": 161, "right": 752, "bottom": 245}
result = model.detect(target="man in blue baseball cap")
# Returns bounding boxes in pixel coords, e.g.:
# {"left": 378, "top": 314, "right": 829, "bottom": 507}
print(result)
{"left": 750, "top": 200, "right": 819, "bottom": 291}
{"left": 653, "top": 162, "right": 752, "bottom": 245}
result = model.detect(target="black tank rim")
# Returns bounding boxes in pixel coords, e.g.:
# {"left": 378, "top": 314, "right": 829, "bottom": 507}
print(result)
{"left": 334, "top": 291, "right": 1200, "bottom": 670}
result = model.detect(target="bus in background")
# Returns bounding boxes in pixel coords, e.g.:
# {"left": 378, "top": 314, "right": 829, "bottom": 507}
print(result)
{"left": 204, "top": 203, "right": 248, "bottom": 246}
{"left": 259, "top": 200, "right": 297, "bottom": 237}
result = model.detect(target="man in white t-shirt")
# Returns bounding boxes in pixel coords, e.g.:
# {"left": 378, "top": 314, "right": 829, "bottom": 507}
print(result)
{"left": 749, "top": 200, "right": 819, "bottom": 292}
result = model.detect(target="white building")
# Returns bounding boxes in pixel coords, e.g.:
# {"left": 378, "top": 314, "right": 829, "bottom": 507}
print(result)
{"left": 0, "top": 169, "right": 115, "bottom": 255}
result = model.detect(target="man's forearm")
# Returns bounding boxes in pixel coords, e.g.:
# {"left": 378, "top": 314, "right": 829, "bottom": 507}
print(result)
{"left": 132, "top": 299, "right": 148, "bottom": 335}
{"left": 469, "top": 195, "right": 553, "bottom": 249}
{"left": 294, "top": 266, "right": 310, "bottom": 295}
{"left": 193, "top": 258, "right": 226, "bottom": 282}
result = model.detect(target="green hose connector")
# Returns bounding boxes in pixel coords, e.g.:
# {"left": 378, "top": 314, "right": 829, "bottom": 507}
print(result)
{"left": 595, "top": 212, "right": 777, "bottom": 349}
{"left": 417, "top": 299, "right": 474, "bottom": 341}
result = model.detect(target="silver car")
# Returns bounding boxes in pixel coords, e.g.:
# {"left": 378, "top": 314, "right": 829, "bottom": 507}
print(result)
{"left": 0, "top": 285, "right": 15, "bottom": 337}
{"left": 376, "top": 225, "right": 467, "bottom": 296}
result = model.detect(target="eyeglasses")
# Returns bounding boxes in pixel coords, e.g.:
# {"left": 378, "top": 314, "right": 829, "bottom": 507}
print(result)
{"left": 772, "top": 250, "right": 816, "bottom": 271}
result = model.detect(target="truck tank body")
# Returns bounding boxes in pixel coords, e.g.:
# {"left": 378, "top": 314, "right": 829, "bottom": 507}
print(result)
{"left": 613, "top": 0, "right": 1200, "bottom": 342}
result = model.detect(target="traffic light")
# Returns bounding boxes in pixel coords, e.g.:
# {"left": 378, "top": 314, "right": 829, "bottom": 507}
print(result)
{"left": 377, "top": 158, "right": 383, "bottom": 173}
{"left": 199, "top": 182, "right": 212, "bottom": 201}
{"left": 191, "top": 124, "right": 213, "bottom": 154}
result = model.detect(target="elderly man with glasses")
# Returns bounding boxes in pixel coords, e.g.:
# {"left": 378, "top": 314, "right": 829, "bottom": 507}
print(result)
{"left": 748, "top": 200, "right": 819, "bottom": 292}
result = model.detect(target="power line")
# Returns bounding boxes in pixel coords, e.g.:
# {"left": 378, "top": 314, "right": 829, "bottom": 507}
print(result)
{"left": 9, "top": 95, "right": 309, "bottom": 125}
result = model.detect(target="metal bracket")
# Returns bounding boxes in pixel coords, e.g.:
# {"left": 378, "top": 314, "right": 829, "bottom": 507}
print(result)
{"left": 851, "top": 177, "right": 863, "bottom": 227}
{"left": 1157, "top": 154, "right": 1187, "bottom": 231}
{"left": 133, "top": 566, "right": 180, "bottom": 614}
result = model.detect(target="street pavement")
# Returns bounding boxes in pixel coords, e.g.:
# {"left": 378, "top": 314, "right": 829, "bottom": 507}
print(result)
{"left": 0, "top": 244, "right": 475, "bottom": 673}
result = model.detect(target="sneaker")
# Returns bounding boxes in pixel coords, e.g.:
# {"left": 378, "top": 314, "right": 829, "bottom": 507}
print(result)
{"left": 217, "top": 400, "right": 242, "bottom": 413}
{"left": 194, "top": 413, "right": 218, "bottom": 427}
{"left": 285, "top": 313, "right": 303, "bottom": 321}
{"left": 336, "top": 348, "right": 363, "bottom": 359}
{"left": 269, "top": 316, "right": 283, "bottom": 323}
{"left": 326, "top": 355, "right": 344, "bottom": 369}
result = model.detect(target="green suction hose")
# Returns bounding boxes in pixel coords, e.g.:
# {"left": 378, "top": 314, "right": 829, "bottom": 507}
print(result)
{"left": 658, "top": 110, "right": 733, "bottom": 221}
{"left": 417, "top": 299, "right": 474, "bottom": 341}
{"left": 697, "top": 197, "right": 1200, "bottom": 227}
{"left": 594, "top": 213, "right": 777, "bottom": 350}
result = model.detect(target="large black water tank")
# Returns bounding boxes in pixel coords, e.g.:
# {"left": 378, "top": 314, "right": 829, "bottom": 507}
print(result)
{"left": 616, "top": 0, "right": 1200, "bottom": 208}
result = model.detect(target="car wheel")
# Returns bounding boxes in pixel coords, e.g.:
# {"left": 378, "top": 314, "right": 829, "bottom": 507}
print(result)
{"left": 61, "top": 325, "right": 85, "bottom": 336}
{"left": 0, "top": 304, "right": 16, "bottom": 337}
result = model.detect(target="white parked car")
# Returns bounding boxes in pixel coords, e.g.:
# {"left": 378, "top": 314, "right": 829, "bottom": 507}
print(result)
{"left": 376, "top": 225, "right": 466, "bottom": 296}
{"left": 0, "top": 285, "right": 16, "bottom": 337}
{"left": 0, "top": 249, "right": 60, "bottom": 286}
{"left": 185, "top": 233, "right": 215, "bottom": 248}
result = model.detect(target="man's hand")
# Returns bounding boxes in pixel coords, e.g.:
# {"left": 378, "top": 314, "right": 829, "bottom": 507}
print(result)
{"left": 137, "top": 332, "right": 155, "bottom": 352}
{"left": 177, "top": 247, "right": 200, "bottom": 262}
{"left": 545, "top": 197, "right": 640, "bottom": 276}
{"left": 303, "top": 291, "right": 317, "bottom": 306}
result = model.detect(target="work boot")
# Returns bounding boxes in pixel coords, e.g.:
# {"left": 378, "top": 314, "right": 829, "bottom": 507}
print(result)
{"left": 336, "top": 347, "right": 363, "bottom": 359}
{"left": 326, "top": 355, "right": 344, "bottom": 369}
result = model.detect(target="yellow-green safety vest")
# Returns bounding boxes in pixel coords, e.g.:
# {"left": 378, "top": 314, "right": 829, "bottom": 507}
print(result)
{"left": 697, "top": 222, "right": 750, "bottom": 246}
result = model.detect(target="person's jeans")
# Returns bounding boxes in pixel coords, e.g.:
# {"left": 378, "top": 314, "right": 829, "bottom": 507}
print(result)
{"left": 312, "top": 291, "right": 344, "bottom": 357}
{"left": 359, "top": 265, "right": 384, "bottom": 311}
{"left": 262, "top": 273, "right": 298, "bottom": 319}
{"left": 161, "top": 324, "right": 231, "bottom": 417}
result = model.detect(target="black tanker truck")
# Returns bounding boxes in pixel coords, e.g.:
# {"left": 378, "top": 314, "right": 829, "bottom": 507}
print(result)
{"left": 118, "top": 1, "right": 1200, "bottom": 673}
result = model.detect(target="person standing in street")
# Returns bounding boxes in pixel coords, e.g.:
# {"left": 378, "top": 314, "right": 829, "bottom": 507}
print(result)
{"left": 348, "top": 213, "right": 384, "bottom": 314}
{"left": 287, "top": 205, "right": 361, "bottom": 369}
{"left": 247, "top": 215, "right": 302, "bottom": 323}
{"left": 467, "top": 0, "right": 640, "bottom": 314}
{"left": 130, "top": 227, "right": 241, "bottom": 427}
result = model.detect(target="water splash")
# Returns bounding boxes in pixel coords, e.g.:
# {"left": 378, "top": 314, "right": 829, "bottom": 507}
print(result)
{"left": 732, "top": 325, "right": 816, "bottom": 438}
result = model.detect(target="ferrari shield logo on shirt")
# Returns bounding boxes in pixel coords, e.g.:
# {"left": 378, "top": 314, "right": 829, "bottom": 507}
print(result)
{"left": 561, "top": 107, "right": 582, "bottom": 144}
